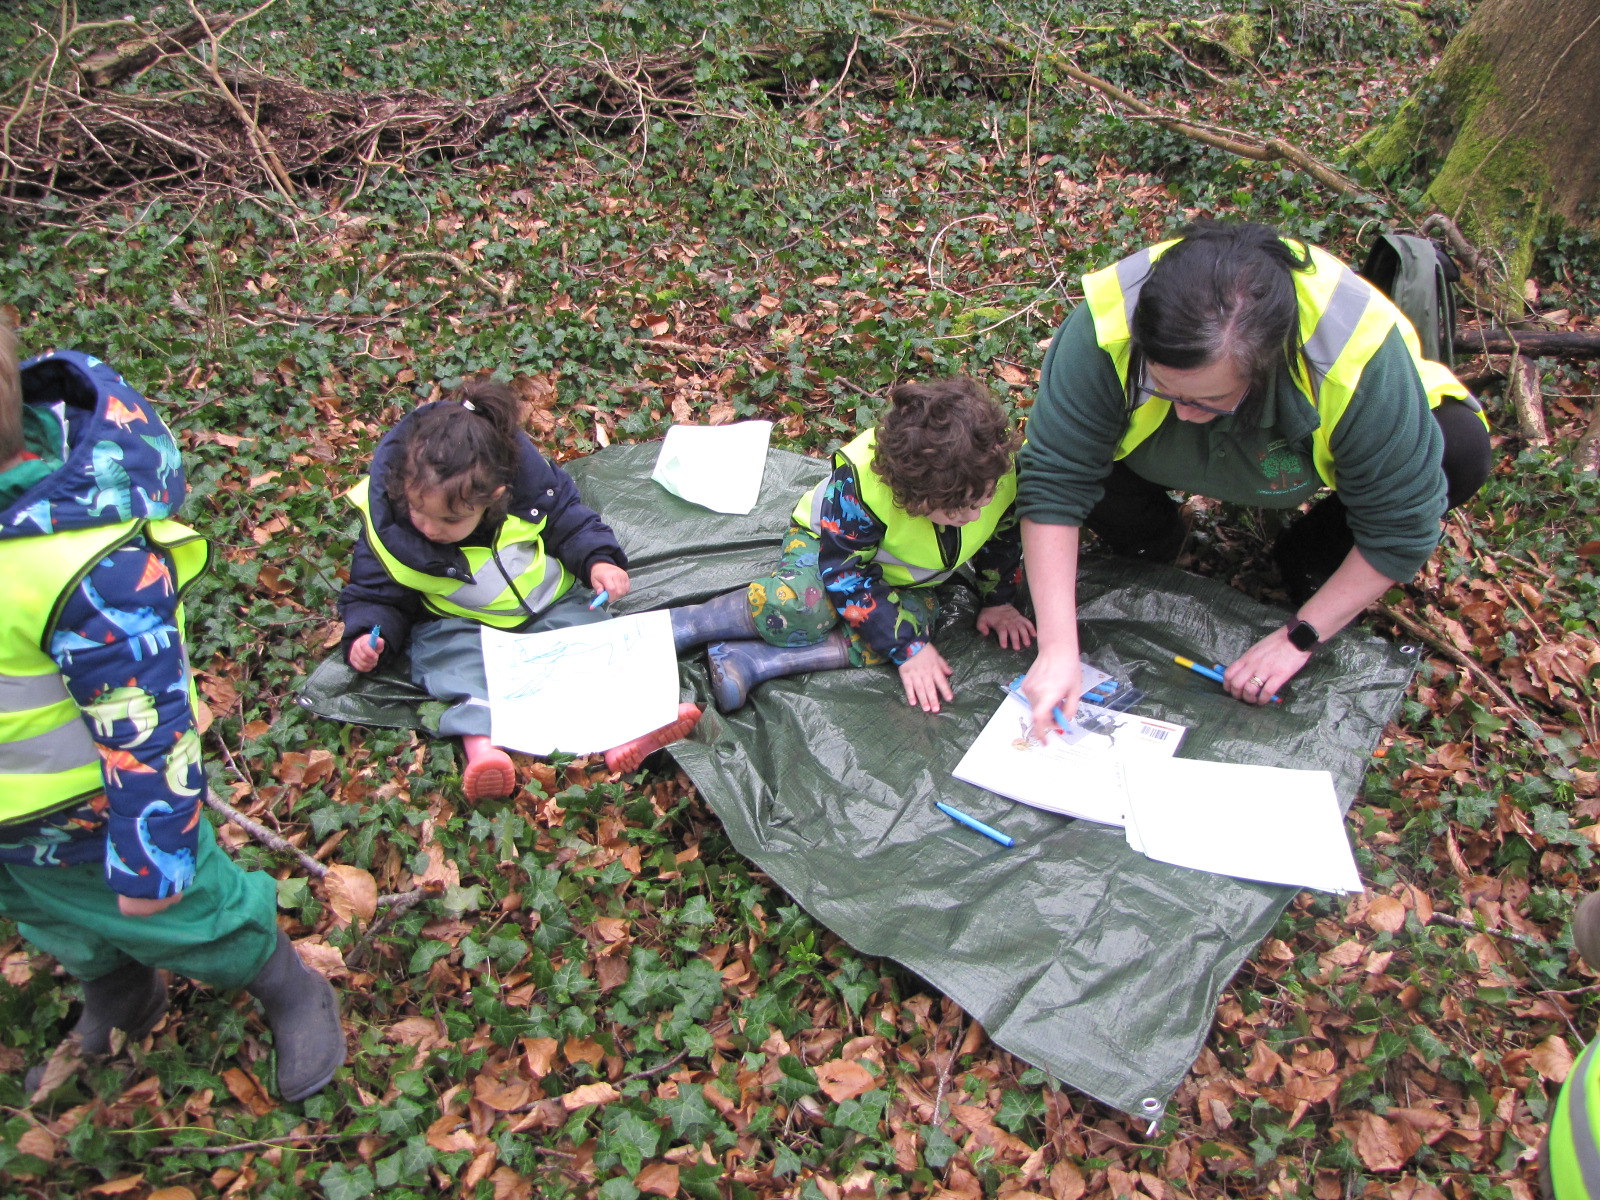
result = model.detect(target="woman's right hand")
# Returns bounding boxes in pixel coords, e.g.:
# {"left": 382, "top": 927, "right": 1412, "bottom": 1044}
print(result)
{"left": 1020, "top": 648, "right": 1082, "bottom": 736}
{"left": 348, "top": 634, "right": 384, "bottom": 673}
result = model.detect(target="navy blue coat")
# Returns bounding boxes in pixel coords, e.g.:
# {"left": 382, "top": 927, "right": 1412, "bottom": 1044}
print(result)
{"left": 338, "top": 405, "right": 626, "bottom": 663}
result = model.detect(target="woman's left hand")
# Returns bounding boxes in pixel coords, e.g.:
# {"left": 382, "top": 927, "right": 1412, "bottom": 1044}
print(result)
{"left": 1224, "top": 627, "right": 1312, "bottom": 705}
{"left": 590, "top": 562, "right": 630, "bottom": 600}
{"left": 976, "top": 604, "right": 1036, "bottom": 649}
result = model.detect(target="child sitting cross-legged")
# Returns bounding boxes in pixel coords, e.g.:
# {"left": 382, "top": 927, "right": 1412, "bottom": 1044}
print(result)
{"left": 671, "top": 376, "right": 1033, "bottom": 712}
{"left": 340, "top": 381, "right": 701, "bottom": 795}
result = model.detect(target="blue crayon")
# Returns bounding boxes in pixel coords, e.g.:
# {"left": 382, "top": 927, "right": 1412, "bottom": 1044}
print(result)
{"left": 368, "top": 625, "right": 382, "bottom": 649}
{"left": 589, "top": 589, "right": 609, "bottom": 610}
{"left": 936, "top": 801, "right": 1015, "bottom": 848}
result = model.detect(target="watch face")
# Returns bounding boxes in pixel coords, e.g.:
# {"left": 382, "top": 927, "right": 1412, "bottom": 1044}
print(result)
{"left": 1287, "top": 620, "right": 1319, "bottom": 651}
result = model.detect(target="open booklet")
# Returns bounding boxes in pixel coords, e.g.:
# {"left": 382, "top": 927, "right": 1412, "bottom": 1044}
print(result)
{"left": 951, "top": 663, "right": 1363, "bottom": 894}
{"left": 951, "top": 666, "right": 1187, "bottom": 827}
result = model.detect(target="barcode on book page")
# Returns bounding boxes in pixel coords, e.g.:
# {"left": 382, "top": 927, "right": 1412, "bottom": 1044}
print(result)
{"left": 1139, "top": 726, "right": 1173, "bottom": 741}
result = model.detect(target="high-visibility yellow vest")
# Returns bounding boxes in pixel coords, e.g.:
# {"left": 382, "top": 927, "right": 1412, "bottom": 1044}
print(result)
{"left": 793, "top": 429, "right": 1017, "bottom": 587}
{"left": 1082, "top": 239, "right": 1486, "bottom": 489}
{"left": 347, "top": 478, "right": 573, "bottom": 627}
{"left": 0, "top": 519, "right": 208, "bottom": 822}
{"left": 1549, "top": 1037, "right": 1600, "bottom": 1197}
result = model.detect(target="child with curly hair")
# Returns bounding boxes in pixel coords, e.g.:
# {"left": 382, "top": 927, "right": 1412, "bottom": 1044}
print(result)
{"left": 671, "top": 376, "right": 1031, "bottom": 713}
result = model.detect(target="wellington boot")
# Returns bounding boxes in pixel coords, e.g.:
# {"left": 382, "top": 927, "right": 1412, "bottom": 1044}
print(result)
{"left": 75, "top": 959, "right": 169, "bottom": 1056}
{"left": 604, "top": 702, "right": 703, "bottom": 773}
{"left": 25, "top": 960, "right": 169, "bottom": 1093}
{"left": 247, "top": 930, "right": 346, "bottom": 1102}
{"left": 1574, "top": 892, "right": 1600, "bottom": 972}
{"left": 670, "top": 589, "right": 757, "bottom": 652}
{"left": 462, "top": 747, "right": 517, "bottom": 801}
{"left": 706, "top": 630, "right": 850, "bottom": 713}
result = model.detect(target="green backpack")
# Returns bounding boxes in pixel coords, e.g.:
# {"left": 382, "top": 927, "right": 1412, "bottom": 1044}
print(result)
{"left": 1359, "top": 232, "right": 1460, "bottom": 368}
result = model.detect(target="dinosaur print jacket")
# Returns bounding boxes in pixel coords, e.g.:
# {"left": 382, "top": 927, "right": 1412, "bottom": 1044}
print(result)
{"left": 0, "top": 350, "right": 205, "bottom": 900}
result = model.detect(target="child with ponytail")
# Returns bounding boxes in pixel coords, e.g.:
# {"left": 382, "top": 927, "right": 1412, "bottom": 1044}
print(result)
{"left": 339, "top": 381, "right": 699, "bottom": 796}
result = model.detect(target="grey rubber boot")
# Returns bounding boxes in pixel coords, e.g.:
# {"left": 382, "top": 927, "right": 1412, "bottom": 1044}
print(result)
{"left": 74, "top": 959, "right": 169, "bottom": 1055}
{"left": 1573, "top": 892, "right": 1600, "bottom": 972}
{"left": 246, "top": 930, "right": 346, "bottom": 1102}
{"left": 670, "top": 589, "right": 757, "bottom": 653}
{"left": 706, "top": 629, "right": 851, "bottom": 713}
{"left": 25, "top": 960, "right": 169, "bottom": 1092}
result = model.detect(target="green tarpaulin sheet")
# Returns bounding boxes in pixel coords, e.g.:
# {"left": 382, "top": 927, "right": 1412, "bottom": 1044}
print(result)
{"left": 300, "top": 442, "right": 1416, "bottom": 1118}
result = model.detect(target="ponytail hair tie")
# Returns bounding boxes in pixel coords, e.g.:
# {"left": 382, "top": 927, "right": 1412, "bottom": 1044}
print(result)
{"left": 461, "top": 399, "right": 477, "bottom": 412}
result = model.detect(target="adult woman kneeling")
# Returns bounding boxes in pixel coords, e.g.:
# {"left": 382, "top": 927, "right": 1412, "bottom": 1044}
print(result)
{"left": 1018, "top": 221, "right": 1491, "bottom": 725}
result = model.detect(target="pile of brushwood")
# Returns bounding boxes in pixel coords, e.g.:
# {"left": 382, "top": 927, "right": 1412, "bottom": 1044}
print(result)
{"left": 2, "top": 1, "right": 1598, "bottom": 1198}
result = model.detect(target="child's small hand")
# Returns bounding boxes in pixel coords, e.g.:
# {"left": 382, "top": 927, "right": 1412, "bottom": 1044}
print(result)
{"left": 349, "top": 634, "right": 384, "bottom": 673}
{"left": 976, "top": 603, "right": 1036, "bottom": 650}
{"left": 590, "top": 562, "right": 630, "bottom": 601}
{"left": 119, "top": 892, "right": 184, "bottom": 917}
{"left": 898, "top": 643, "right": 954, "bottom": 713}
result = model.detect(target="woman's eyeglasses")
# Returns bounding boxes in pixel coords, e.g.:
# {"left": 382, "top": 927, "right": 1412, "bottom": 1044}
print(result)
{"left": 1132, "top": 381, "right": 1246, "bottom": 418}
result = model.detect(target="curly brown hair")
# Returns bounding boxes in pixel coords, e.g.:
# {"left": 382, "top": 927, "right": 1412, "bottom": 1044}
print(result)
{"left": 871, "top": 376, "right": 1019, "bottom": 515}
{"left": 0, "top": 316, "right": 20, "bottom": 466}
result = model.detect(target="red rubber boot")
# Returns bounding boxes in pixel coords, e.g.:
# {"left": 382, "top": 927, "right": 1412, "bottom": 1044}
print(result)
{"left": 604, "top": 703, "right": 703, "bottom": 774}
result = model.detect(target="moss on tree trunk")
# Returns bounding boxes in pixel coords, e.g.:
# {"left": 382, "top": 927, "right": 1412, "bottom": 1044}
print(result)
{"left": 1356, "top": 0, "right": 1600, "bottom": 284}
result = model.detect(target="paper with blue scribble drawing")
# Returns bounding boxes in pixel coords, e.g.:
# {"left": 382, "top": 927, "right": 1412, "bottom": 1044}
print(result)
{"left": 482, "top": 611, "right": 678, "bottom": 755}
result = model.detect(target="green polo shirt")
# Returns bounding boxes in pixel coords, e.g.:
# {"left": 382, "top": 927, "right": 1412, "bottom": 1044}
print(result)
{"left": 1017, "top": 303, "right": 1448, "bottom": 582}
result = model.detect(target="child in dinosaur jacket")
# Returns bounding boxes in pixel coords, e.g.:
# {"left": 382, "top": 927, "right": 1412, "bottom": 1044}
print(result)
{"left": 0, "top": 321, "right": 344, "bottom": 1101}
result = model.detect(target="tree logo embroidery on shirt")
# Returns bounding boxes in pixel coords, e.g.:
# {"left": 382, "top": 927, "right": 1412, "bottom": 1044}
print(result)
{"left": 1257, "top": 441, "right": 1310, "bottom": 493}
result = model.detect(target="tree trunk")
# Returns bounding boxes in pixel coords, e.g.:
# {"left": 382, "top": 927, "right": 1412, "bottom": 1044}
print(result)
{"left": 1357, "top": 0, "right": 1600, "bottom": 287}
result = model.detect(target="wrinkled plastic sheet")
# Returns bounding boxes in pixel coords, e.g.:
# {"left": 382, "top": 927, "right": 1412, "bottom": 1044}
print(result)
{"left": 310, "top": 443, "right": 1418, "bottom": 1117}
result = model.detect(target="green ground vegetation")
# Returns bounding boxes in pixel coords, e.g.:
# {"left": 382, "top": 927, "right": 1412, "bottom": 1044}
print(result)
{"left": 1, "top": 1, "right": 1598, "bottom": 1197}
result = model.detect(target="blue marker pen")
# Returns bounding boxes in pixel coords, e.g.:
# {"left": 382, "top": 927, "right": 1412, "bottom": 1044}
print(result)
{"left": 368, "top": 625, "right": 381, "bottom": 649}
{"left": 936, "top": 801, "right": 1015, "bottom": 848}
{"left": 588, "top": 589, "right": 610, "bottom": 610}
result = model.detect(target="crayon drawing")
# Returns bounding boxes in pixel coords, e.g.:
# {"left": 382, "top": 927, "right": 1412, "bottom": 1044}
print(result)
{"left": 482, "top": 610, "right": 679, "bottom": 756}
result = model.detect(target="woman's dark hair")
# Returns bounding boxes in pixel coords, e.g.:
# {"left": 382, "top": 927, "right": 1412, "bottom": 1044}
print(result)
{"left": 386, "top": 380, "right": 521, "bottom": 522}
{"left": 1129, "top": 220, "right": 1312, "bottom": 404}
{"left": 872, "top": 376, "right": 1019, "bottom": 514}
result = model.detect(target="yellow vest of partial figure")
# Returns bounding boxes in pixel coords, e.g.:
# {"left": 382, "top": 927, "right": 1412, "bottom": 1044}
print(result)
{"left": 347, "top": 478, "right": 573, "bottom": 627}
{"left": 0, "top": 519, "right": 209, "bottom": 822}
{"left": 792, "top": 429, "right": 1017, "bottom": 587}
{"left": 1082, "top": 239, "right": 1485, "bottom": 489}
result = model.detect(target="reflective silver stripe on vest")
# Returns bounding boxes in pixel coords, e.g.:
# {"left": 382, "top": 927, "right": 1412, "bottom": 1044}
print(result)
{"left": 871, "top": 547, "right": 948, "bottom": 584}
{"left": 442, "top": 542, "right": 563, "bottom": 616}
{"left": 0, "top": 672, "right": 72, "bottom": 713}
{"left": 0, "top": 716, "right": 97, "bottom": 775}
{"left": 1300, "top": 264, "right": 1370, "bottom": 395}
{"left": 1566, "top": 1036, "right": 1600, "bottom": 1194}
{"left": 804, "top": 490, "right": 947, "bottom": 584}
{"left": 1115, "top": 248, "right": 1155, "bottom": 328}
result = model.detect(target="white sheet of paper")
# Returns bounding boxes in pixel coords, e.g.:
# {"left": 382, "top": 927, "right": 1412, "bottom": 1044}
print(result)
{"left": 951, "top": 692, "right": 1186, "bottom": 827}
{"left": 1120, "top": 758, "right": 1363, "bottom": 894}
{"left": 651, "top": 421, "right": 773, "bottom": 514}
{"left": 482, "top": 611, "right": 678, "bottom": 756}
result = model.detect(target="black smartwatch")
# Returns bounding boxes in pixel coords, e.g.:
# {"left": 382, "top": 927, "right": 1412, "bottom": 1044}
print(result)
{"left": 1285, "top": 618, "right": 1321, "bottom": 653}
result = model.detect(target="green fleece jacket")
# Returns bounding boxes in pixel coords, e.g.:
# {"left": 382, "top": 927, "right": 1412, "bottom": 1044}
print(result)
{"left": 1016, "top": 302, "right": 1448, "bottom": 582}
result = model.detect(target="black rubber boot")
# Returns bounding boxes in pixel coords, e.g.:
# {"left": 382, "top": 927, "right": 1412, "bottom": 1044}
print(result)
{"left": 24, "top": 960, "right": 169, "bottom": 1092}
{"left": 670, "top": 589, "right": 758, "bottom": 653}
{"left": 246, "top": 930, "right": 346, "bottom": 1102}
{"left": 706, "top": 630, "right": 851, "bottom": 713}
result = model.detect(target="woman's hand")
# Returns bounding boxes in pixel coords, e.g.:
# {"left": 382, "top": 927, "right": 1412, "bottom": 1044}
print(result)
{"left": 1223, "top": 628, "right": 1310, "bottom": 704}
{"left": 976, "top": 604, "right": 1036, "bottom": 650}
{"left": 590, "top": 562, "right": 630, "bottom": 601}
{"left": 348, "top": 633, "right": 384, "bottom": 673}
{"left": 898, "top": 644, "right": 954, "bottom": 713}
{"left": 1020, "top": 648, "right": 1082, "bottom": 733}
{"left": 119, "top": 893, "right": 183, "bottom": 917}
